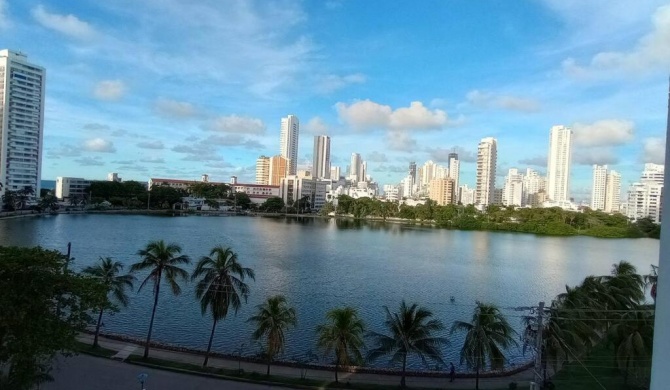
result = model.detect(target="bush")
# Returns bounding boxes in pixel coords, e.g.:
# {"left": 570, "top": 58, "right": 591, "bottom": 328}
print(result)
{"left": 508, "top": 382, "right": 518, "bottom": 389}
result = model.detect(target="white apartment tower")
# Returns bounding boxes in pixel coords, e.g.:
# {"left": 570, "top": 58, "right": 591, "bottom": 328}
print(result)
{"left": 448, "top": 152, "right": 460, "bottom": 196}
{"left": 0, "top": 50, "right": 46, "bottom": 199}
{"left": 628, "top": 164, "right": 664, "bottom": 223}
{"left": 350, "top": 153, "right": 366, "bottom": 182}
{"left": 605, "top": 170, "right": 621, "bottom": 213}
{"left": 591, "top": 165, "right": 608, "bottom": 211}
{"left": 312, "top": 135, "right": 331, "bottom": 179}
{"left": 256, "top": 155, "right": 270, "bottom": 185}
{"left": 546, "top": 125, "right": 572, "bottom": 202}
{"left": 279, "top": 115, "right": 299, "bottom": 175}
{"left": 502, "top": 168, "right": 524, "bottom": 206}
{"left": 476, "top": 137, "right": 497, "bottom": 206}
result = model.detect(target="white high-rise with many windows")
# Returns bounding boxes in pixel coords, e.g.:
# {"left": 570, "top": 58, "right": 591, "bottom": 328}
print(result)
{"left": 605, "top": 170, "right": 621, "bottom": 213}
{"left": 279, "top": 115, "right": 299, "bottom": 175}
{"left": 312, "top": 135, "right": 330, "bottom": 179}
{"left": 546, "top": 125, "right": 572, "bottom": 202}
{"left": 591, "top": 165, "right": 608, "bottom": 210}
{"left": 476, "top": 137, "right": 497, "bottom": 206}
{"left": 0, "top": 50, "right": 45, "bottom": 200}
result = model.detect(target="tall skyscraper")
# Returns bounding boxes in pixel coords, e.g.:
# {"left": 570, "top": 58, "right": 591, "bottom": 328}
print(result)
{"left": 476, "top": 137, "right": 497, "bottom": 206}
{"left": 409, "top": 161, "right": 417, "bottom": 186}
{"left": 591, "top": 165, "right": 608, "bottom": 211}
{"left": 628, "top": 164, "right": 664, "bottom": 223}
{"left": 0, "top": 50, "right": 45, "bottom": 199}
{"left": 350, "top": 153, "right": 366, "bottom": 182}
{"left": 312, "top": 135, "right": 331, "bottom": 179}
{"left": 502, "top": 168, "right": 524, "bottom": 206}
{"left": 546, "top": 125, "right": 573, "bottom": 202}
{"left": 279, "top": 115, "right": 299, "bottom": 175}
{"left": 256, "top": 156, "right": 270, "bottom": 185}
{"left": 604, "top": 170, "right": 621, "bottom": 213}
{"left": 330, "top": 166, "right": 341, "bottom": 180}
{"left": 448, "top": 153, "right": 460, "bottom": 202}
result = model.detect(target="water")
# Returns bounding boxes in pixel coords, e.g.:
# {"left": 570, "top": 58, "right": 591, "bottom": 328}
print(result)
{"left": 0, "top": 214, "right": 659, "bottom": 369}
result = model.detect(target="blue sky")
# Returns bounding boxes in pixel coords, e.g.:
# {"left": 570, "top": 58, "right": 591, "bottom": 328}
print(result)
{"left": 2, "top": 0, "right": 669, "bottom": 200}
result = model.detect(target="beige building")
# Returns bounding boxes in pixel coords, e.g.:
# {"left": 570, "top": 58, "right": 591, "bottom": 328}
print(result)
{"left": 256, "top": 156, "right": 270, "bottom": 185}
{"left": 476, "top": 137, "right": 497, "bottom": 206}
{"left": 269, "top": 155, "right": 288, "bottom": 186}
{"left": 428, "top": 178, "right": 455, "bottom": 206}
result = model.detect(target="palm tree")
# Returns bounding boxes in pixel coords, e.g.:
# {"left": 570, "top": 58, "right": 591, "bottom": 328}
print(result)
{"left": 247, "top": 295, "right": 297, "bottom": 375}
{"left": 451, "top": 302, "right": 517, "bottom": 390}
{"left": 191, "top": 246, "right": 255, "bottom": 367}
{"left": 605, "top": 261, "right": 645, "bottom": 309}
{"left": 130, "top": 240, "right": 191, "bottom": 359}
{"left": 367, "top": 301, "right": 447, "bottom": 387}
{"left": 607, "top": 310, "right": 654, "bottom": 384}
{"left": 82, "top": 257, "right": 135, "bottom": 347}
{"left": 316, "top": 307, "right": 366, "bottom": 383}
{"left": 644, "top": 265, "right": 658, "bottom": 303}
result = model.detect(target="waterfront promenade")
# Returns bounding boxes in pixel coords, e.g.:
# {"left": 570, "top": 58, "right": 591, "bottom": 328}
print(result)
{"left": 74, "top": 333, "right": 534, "bottom": 389}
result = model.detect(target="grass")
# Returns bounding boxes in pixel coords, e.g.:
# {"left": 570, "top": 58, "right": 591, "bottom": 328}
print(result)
{"left": 549, "top": 344, "right": 650, "bottom": 390}
{"left": 73, "top": 340, "right": 117, "bottom": 358}
{"left": 126, "top": 355, "right": 515, "bottom": 390}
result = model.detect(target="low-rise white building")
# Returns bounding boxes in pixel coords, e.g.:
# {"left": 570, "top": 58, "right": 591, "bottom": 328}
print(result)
{"left": 55, "top": 177, "right": 92, "bottom": 200}
{"left": 279, "top": 175, "right": 329, "bottom": 210}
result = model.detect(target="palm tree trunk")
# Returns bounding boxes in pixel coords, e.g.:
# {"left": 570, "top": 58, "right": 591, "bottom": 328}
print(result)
{"left": 475, "top": 364, "right": 480, "bottom": 390}
{"left": 335, "top": 356, "right": 339, "bottom": 383}
{"left": 267, "top": 357, "right": 271, "bottom": 376}
{"left": 144, "top": 275, "right": 161, "bottom": 359}
{"left": 93, "top": 307, "right": 104, "bottom": 347}
{"left": 401, "top": 354, "right": 407, "bottom": 388}
{"left": 203, "top": 318, "right": 217, "bottom": 367}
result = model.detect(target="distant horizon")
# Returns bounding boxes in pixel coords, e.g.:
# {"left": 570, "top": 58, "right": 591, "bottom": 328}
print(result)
{"left": 4, "top": 1, "right": 669, "bottom": 202}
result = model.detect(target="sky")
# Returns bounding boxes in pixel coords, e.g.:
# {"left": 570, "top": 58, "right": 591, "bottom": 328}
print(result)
{"left": 1, "top": 0, "right": 669, "bottom": 201}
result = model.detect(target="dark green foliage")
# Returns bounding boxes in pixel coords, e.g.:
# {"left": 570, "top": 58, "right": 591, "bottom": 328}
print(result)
{"left": 260, "top": 196, "right": 285, "bottom": 212}
{"left": 0, "top": 246, "right": 107, "bottom": 389}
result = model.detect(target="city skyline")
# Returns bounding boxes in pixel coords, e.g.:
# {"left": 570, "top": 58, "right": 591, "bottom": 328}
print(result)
{"left": 2, "top": 1, "right": 669, "bottom": 201}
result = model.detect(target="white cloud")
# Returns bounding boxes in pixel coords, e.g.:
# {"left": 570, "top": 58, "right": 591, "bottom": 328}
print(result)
{"left": 572, "top": 147, "right": 619, "bottom": 165}
{"left": 466, "top": 90, "right": 540, "bottom": 113}
{"left": 83, "top": 138, "right": 116, "bottom": 153}
{"left": 75, "top": 156, "right": 104, "bottom": 166}
{"left": 366, "top": 151, "right": 388, "bottom": 162}
{"left": 83, "top": 123, "right": 110, "bottom": 131}
{"left": 336, "top": 100, "right": 448, "bottom": 131}
{"left": 48, "top": 144, "right": 81, "bottom": 158}
{"left": 317, "top": 73, "right": 366, "bottom": 93}
{"left": 643, "top": 137, "right": 666, "bottom": 164}
{"left": 518, "top": 155, "right": 547, "bottom": 166}
{"left": 203, "top": 115, "right": 265, "bottom": 135}
{"left": 31, "top": 5, "right": 96, "bottom": 40}
{"left": 387, "top": 131, "right": 417, "bottom": 152}
{"left": 140, "top": 157, "right": 165, "bottom": 164}
{"left": 572, "top": 119, "right": 635, "bottom": 146}
{"left": 562, "top": 4, "right": 670, "bottom": 76}
{"left": 154, "top": 98, "right": 197, "bottom": 118}
{"left": 426, "top": 146, "right": 477, "bottom": 163}
{"left": 304, "top": 117, "right": 328, "bottom": 134}
{"left": 94, "top": 80, "right": 126, "bottom": 101}
{"left": 137, "top": 140, "right": 165, "bottom": 150}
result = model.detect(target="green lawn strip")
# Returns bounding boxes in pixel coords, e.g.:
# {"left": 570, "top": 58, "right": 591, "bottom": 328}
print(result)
{"left": 126, "top": 355, "right": 509, "bottom": 390}
{"left": 550, "top": 344, "right": 650, "bottom": 390}
{"left": 73, "top": 340, "right": 117, "bottom": 358}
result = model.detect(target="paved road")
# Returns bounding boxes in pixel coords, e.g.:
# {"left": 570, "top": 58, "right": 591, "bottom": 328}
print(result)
{"left": 43, "top": 355, "right": 292, "bottom": 390}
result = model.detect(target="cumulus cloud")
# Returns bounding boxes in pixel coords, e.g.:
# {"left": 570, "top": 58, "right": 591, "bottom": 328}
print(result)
{"left": 304, "top": 117, "right": 329, "bottom": 134}
{"left": 572, "top": 119, "right": 635, "bottom": 146}
{"left": 32, "top": 5, "right": 96, "bottom": 40}
{"left": 562, "top": 4, "right": 670, "bottom": 76}
{"left": 94, "top": 80, "right": 126, "bottom": 101}
{"left": 386, "top": 131, "right": 418, "bottom": 152}
{"left": 140, "top": 157, "right": 165, "bottom": 164}
{"left": 317, "top": 73, "right": 366, "bottom": 93}
{"left": 336, "top": 100, "right": 448, "bottom": 131}
{"left": 366, "top": 151, "right": 388, "bottom": 162}
{"left": 154, "top": 98, "right": 198, "bottom": 118}
{"left": 172, "top": 142, "right": 222, "bottom": 162}
{"left": 203, "top": 115, "right": 265, "bottom": 135}
{"left": 519, "top": 155, "right": 547, "bottom": 166}
{"left": 427, "top": 146, "right": 477, "bottom": 163}
{"left": 642, "top": 137, "right": 666, "bottom": 164}
{"left": 48, "top": 144, "right": 81, "bottom": 158}
{"left": 137, "top": 140, "right": 165, "bottom": 149}
{"left": 83, "top": 138, "right": 116, "bottom": 153}
{"left": 75, "top": 156, "right": 104, "bottom": 166}
{"left": 466, "top": 90, "right": 540, "bottom": 113}
{"left": 572, "top": 147, "right": 619, "bottom": 165}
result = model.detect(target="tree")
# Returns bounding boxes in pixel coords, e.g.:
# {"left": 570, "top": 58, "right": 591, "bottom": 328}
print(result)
{"left": 38, "top": 194, "right": 58, "bottom": 212}
{"left": 367, "top": 301, "right": 447, "bottom": 387}
{"left": 451, "top": 302, "right": 517, "bottom": 390}
{"left": 607, "top": 311, "right": 654, "bottom": 384}
{"left": 191, "top": 246, "right": 255, "bottom": 367}
{"left": 233, "top": 192, "right": 252, "bottom": 209}
{"left": 316, "top": 307, "right": 366, "bottom": 383}
{"left": 0, "top": 246, "right": 107, "bottom": 389}
{"left": 2, "top": 190, "right": 17, "bottom": 211}
{"left": 16, "top": 186, "right": 34, "bottom": 210}
{"left": 81, "top": 257, "right": 135, "bottom": 348}
{"left": 130, "top": 240, "right": 191, "bottom": 359}
{"left": 247, "top": 295, "right": 298, "bottom": 375}
{"left": 261, "top": 196, "right": 284, "bottom": 213}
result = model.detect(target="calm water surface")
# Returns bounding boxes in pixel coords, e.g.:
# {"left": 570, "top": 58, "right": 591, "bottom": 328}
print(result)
{"left": 0, "top": 214, "right": 659, "bottom": 369}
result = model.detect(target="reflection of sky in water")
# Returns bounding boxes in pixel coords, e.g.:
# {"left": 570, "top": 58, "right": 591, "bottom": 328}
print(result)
{"left": 0, "top": 215, "right": 659, "bottom": 369}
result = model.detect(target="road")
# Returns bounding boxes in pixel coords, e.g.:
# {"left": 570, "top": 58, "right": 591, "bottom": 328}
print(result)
{"left": 43, "top": 355, "right": 292, "bottom": 390}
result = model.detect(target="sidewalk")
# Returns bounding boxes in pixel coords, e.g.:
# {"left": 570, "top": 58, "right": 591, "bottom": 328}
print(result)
{"left": 76, "top": 334, "right": 534, "bottom": 389}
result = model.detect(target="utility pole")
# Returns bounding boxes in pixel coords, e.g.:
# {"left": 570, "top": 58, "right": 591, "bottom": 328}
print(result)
{"left": 534, "top": 301, "right": 545, "bottom": 388}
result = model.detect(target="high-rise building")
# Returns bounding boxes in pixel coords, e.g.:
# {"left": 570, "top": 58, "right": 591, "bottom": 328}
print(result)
{"left": 269, "top": 155, "right": 288, "bottom": 186}
{"left": 349, "top": 153, "right": 366, "bottom": 182}
{"left": 476, "top": 137, "right": 497, "bottom": 206}
{"left": 409, "top": 162, "right": 417, "bottom": 186}
{"left": 459, "top": 184, "right": 475, "bottom": 206}
{"left": 502, "top": 168, "right": 524, "bottom": 207}
{"left": 0, "top": 50, "right": 46, "bottom": 200}
{"left": 605, "top": 170, "right": 621, "bottom": 213}
{"left": 330, "top": 166, "right": 341, "bottom": 181}
{"left": 279, "top": 115, "right": 299, "bottom": 175}
{"left": 107, "top": 172, "right": 121, "bottom": 182}
{"left": 591, "top": 165, "right": 608, "bottom": 211}
{"left": 428, "top": 178, "right": 455, "bottom": 206}
{"left": 448, "top": 153, "right": 460, "bottom": 202}
{"left": 627, "top": 164, "right": 664, "bottom": 223}
{"left": 256, "top": 156, "right": 270, "bottom": 185}
{"left": 312, "top": 135, "right": 331, "bottom": 179}
{"left": 546, "top": 125, "right": 573, "bottom": 202}
{"left": 523, "top": 168, "right": 545, "bottom": 206}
